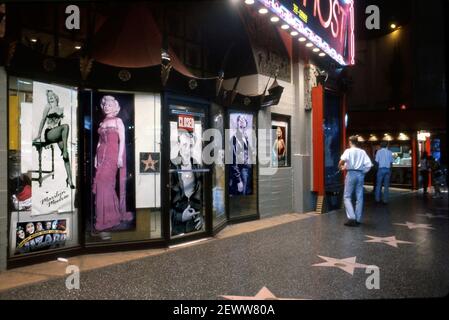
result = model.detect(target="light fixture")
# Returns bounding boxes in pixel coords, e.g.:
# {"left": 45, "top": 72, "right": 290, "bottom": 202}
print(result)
{"left": 244, "top": 0, "right": 255, "bottom": 5}
{"left": 313, "top": 48, "right": 320, "bottom": 53}
{"left": 398, "top": 133, "right": 410, "bottom": 141}
{"left": 298, "top": 37, "right": 307, "bottom": 42}
{"left": 281, "top": 24, "right": 289, "bottom": 30}
{"left": 400, "top": 104, "right": 407, "bottom": 110}
{"left": 270, "top": 16, "right": 279, "bottom": 23}
{"left": 306, "top": 42, "right": 313, "bottom": 48}
{"left": 290, "top": 31, "right": 298, "bottom": 36}
{"left": 258, "top": 8, "right": 268, "bottom": 14}
{"left": 390, "top": 23, "right": 397, "bottom": 29}
{"left": 368, "top": 134, "right": 378, "bottom": 142}
{"left": 319, "top": 52, "right": 326, "bottom": 57}
{"left": 75, "top": 45, "right": 82, "bottom": 50}
{"left": 30, "top": 38, "right": 37, "bottom": 43}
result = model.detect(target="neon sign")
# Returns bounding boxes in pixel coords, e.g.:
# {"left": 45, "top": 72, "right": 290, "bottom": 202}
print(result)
{"left": 257, "top": 0, "right": 355, "bottom": 66}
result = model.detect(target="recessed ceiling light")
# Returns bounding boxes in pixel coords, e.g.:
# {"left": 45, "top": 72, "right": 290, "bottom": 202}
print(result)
{"left": 290, "top": 31, "right": 298, "bottom": 36}
{"left": 244, "top": 0, "right": 255, "bottom": 5}
{"left": 281, "top": 24, "right": 289, "bottom": 30}
{"left": 258, "top": 8, "right": 268, "bottom": 14}
{"left": 313, "top": 48, "right": 320, "bottom": 53}
{"left": 306, "top": 42, "right": 313, "bottom": 48}
{"left": 298, "top": 37, "right": 307, "bottom": 42}
{"left": 31, "top": 38, "right": 37, "bottom": 43}
{"left": 270, "top": 16, "right": 279, "bottom": 22}
{"left": 75, "top": 45, "right": 82, "bottom": 50}
{"left": 319, "top": 52, "right": 326, "bottom": 57}
{"left": 390, "top": 23, "right": 397, "bottom": 29}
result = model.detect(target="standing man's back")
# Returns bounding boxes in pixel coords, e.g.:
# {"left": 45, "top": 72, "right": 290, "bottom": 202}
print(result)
{"left": 375, "top": 142, "right": 394, "bottom": 204}
{"left": 339, "top": 136, "right": 373, "bottom": 227}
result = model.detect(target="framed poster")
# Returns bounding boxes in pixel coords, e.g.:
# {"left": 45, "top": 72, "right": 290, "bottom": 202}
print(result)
{"left": 18, "top": 82, "right": 79, "bottom": 216}
{"left": 228, "top": 113, "right": 254, "bottom": 196}
{"left": 271, "top": 115, "right": 290, "bottom": 168}
{"left": 90, "top": 92, "right": 136, "bottom": 232}
{"left": 139, "top": 152, "right": 160, "bottom": 173}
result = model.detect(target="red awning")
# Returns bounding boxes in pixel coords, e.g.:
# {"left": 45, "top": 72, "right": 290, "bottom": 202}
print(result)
{"left": 92, "top": 3, "right": 193, "bottom": 77}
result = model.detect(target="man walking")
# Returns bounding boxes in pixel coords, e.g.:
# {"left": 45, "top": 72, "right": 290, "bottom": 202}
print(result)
{"left": 339, "top": 136, "right": 373, "bottom": 227}
{"left": 374, "top": 142, "right": 394, "bottom": 204}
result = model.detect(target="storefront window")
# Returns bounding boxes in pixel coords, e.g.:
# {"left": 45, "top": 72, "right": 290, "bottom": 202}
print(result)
{"left": 82, "top": 91, "right": 161, "bottom": 243}
{"left": 227, "top": 111, "right": 258, "bottom": 219}
{"left": 8, "top": 77, "right": 79, "bottom": 256}
{"left": 169, "top": 105, "right": 207, "bottom": 238}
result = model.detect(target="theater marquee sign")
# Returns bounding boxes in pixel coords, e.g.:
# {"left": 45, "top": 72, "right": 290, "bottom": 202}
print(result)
{"left": 257, "top": 0, "right": 355, "bottom": 66}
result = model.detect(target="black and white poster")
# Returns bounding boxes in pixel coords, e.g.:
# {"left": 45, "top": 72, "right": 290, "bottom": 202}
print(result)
{"left": 169, "top": 110, "right": 205, "bottom": 237}
{"left": 229, "top": 113, "right": 254, "bottom": 196}
{"left": 28, "top": 82, "right": 78, "bottom": 216}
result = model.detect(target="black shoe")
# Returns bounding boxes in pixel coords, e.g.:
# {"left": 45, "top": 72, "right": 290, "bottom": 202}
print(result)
{"left": 344, "top": 220, "right": 358, "bottom": 227}
{"left": 355, "top": 221, "right": 362, "bottom": 226}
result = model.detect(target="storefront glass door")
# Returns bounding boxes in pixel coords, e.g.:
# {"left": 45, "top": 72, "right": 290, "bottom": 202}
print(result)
{"left": 168, "top": 104, "right": 209, "bottom": 239}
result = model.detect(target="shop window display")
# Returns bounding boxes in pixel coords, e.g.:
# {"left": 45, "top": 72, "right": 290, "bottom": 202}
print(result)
{"left": 8, "top": 78, "right": 79, "bottom": 256}
{"left": 169, "top": 106, "right": 207, "bottom": 238}
{"left": 228, "top": 112, "right": 258, "bottom": 219}
{"left": 83, "top": 91, "right": 162, "bottom": 243}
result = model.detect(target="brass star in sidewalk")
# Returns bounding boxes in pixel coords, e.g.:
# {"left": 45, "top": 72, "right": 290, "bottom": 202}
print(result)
{"left": 417, "top": 213, "right": 449, "bottom": 219}
{"left": 312, "top": 255, "right": 372, "bottom": 275}
{"left": 221, "top": 286, "right": 304, "bottom": 300}
{"left": 365, "top": 235, "right": 414, "bottom": 248}
{"left": 394, "top": 222, "right": 435, "bottom": 230}
{"left": 141, "top": 154, "right": 158, "bottom": 172}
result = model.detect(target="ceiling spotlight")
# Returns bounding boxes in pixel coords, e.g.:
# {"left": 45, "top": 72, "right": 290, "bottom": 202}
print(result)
{"left": 319, "top": 52, "right": 326, "bottom": 57}
{"left": 75, "top": 45, "right": 82, "bottom": 50}
{"left": 298, "top": 37, "right": 307, "bottom": 42}
{"left": 390, "top": 23, "right": 397, "bottom": 29}
{"left": 270, "top": 16, "right": 280, "bottom": 23}
{"left": 313, "top": 48, "right": 320, "bottom": 53}
{"left": 244, "top": 0, "right": 255, "bottom": 4}
{"left": 290, "top": 31, "right": 298, "bottom": 36}
{"left": 30, "top": 38, "right": 37, "bottom": 43}
{"left": 258, "top": 8, "right": 268, "bottom": 14}
{"left": 281, "top": 24, "right": 289, "bottom": 30}
{"left": 306, "top": 42, "right": 313, "bottom": 48}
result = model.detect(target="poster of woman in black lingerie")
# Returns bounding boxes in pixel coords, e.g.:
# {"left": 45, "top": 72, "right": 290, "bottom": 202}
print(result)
{"left": 91, "top": 92, "right": 136, "bottom": 232}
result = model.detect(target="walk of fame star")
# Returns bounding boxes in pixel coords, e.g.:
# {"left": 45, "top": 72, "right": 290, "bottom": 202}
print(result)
{"left": 394, "top": 221, "right": 434, "bottom": 230}
{"left": 221, "top": 287, "right": 304, "bottom": 300}
{"left": 417, "top": 213, "right": 449, "bottom": 219}
{"left": 141, "top": 154, "right": 158, "bottom": 172}
{"left": 312, "top": 255, "right": 372, "bottom": 275}
{"left": 364, "top": 235, "right": 414, "bottom": 248}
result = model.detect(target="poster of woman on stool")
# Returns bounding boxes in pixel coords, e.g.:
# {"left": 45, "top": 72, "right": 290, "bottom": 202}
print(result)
{"left": 30, "top": 82, "right": 78, "bottom": 216}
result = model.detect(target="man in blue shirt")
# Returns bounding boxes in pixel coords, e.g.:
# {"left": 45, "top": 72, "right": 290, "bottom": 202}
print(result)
{"left": 375, "top": 142, "right": 394, "bottom": 204}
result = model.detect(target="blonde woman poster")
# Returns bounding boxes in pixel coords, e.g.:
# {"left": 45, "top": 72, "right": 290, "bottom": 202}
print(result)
{"left": 31, "top": 82, "right": 78, "bottom": 216}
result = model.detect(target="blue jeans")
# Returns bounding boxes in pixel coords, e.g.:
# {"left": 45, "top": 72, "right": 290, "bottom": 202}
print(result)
{"left": 375, "top": 168, "right": 391, "bottom": 203}
{"left": 344, "top": 171, "right": 365, "bottom": 222}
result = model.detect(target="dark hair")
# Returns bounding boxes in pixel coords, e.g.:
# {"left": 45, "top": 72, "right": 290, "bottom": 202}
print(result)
{"left": 380, "top": 141, "right": 388, "bottom": 148}
{"left": 349, "top": 135, "right": 360, "bottom": 147}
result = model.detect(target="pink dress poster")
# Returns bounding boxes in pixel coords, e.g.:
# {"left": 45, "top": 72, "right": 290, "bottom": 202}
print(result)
{"left": 91, "top": 92, "right": 136, "bottom": 232}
